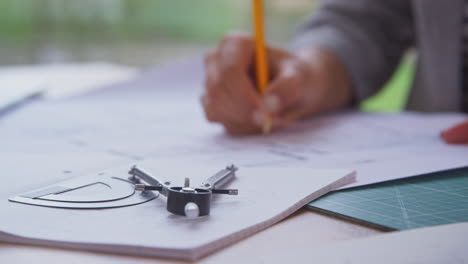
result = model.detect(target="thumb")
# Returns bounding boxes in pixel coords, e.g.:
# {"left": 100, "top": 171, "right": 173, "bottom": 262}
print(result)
{"left": 441, "top": 121, "right": 468, "bottom": 144}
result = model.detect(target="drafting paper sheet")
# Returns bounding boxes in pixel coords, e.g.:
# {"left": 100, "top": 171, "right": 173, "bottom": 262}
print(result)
{"left": 0, "top": 63, "right": 138, "bottom": 99}
{"left": 2, "top": 57, "right": 468, "bottom": 260}
{"left": 0, "top": 160, "right": 354, "bottom": 260}
{"left": 3, "top": 95, "right": 467, "bottom": 189}
{"left": 1, "top": 57, "right": 468, "bottom": 189}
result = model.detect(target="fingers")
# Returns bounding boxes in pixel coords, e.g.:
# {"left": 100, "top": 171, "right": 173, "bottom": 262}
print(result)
{"left": 217, "top": 33, "right": 264, "bottom": 116}
{"left": 441, "top": 121, "right": 468, "bottom": 144}
{"left": 218, "top": 32, "right": 256, "bottom": 74}
{"left": 202, "top": 79, "right": 260, "bottom": 127}
{"left": 202, "top": 33, "right": 324, "bottom": 135}
{"left": 202, "top": 33, "right": 267, "bottom": 134}
{"left": 263, "top": 60, "right": 303, "bottom": 114}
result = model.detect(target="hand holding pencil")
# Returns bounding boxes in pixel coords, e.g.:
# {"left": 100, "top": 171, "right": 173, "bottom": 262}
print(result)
{"left": 201, "top": 0, "right": 353, "bottom": 135}
{"left": 252, "top": 0, "right": 271, "bottom": 133}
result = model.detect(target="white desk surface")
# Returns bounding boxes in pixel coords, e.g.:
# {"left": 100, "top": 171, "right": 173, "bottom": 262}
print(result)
{"left": 0, "top": 210, "right": 381, "bottom": 263}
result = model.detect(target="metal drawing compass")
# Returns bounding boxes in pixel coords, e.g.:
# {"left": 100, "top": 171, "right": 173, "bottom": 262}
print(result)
{"left": 129, "top": 165, "right": 239, "bottom": 218}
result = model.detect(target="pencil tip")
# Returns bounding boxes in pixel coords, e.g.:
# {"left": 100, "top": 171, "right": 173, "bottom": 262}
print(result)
{"left": 262, "top": 117, "right": 272, "bottom": 134}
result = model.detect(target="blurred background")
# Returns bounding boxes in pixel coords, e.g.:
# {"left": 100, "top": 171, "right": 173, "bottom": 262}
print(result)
{"left": 0, "top": 0, "right": 412, "bottom": 111}
{"left": 0, "top": 0, "right": 315, "bottom": 66}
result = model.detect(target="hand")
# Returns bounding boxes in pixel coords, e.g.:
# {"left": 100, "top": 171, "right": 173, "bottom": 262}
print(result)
{"left": 201, "top": 32, "right": 353, "bottom": 135}
{"left": 441, "top": 121, "right": 468, "bottom": 144}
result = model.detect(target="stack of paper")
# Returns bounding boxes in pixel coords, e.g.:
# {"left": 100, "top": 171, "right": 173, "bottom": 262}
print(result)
{"left": 0, "top": 160, "right": 354, "bottom": 260}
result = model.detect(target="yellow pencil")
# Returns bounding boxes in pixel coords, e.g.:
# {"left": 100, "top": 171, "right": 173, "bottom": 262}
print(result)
{"left": 252, "top": 0, "right": 272, "bottom": 133}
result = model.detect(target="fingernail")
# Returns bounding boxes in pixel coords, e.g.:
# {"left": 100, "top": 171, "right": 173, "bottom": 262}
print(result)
{"left": 264, "top": 95, "right": 280, "bottom": 113}
{"left": 253, "top": 111, "right": 273, "bottom": 134}
{"left": 252, "top": 111, "right": 266, "bottom": 127}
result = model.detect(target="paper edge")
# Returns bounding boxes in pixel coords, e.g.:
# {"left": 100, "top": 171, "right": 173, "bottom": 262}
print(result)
{"left": 190, "top": 170, "right": 356, "bottom": 260}
{"left": 0, "top": 170, "right": 356, "bottom": 261}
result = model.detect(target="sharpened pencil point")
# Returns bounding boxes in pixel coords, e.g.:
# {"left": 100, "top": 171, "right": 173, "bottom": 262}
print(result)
{"left": 262, "top": 115, "right": 272, "bottom": 134}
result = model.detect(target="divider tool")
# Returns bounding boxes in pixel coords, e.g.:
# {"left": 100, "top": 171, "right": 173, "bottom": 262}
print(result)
{"left": 129, "top": 165, "right": 239, "bottom": 218}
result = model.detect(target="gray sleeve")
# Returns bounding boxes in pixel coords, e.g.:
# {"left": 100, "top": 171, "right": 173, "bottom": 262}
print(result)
{"left": 291, "top": 0, "right": 414, "bottom": 103}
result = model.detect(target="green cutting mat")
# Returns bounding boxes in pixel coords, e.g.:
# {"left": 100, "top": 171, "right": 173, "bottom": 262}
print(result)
{"left": 308, "top": 167, "right": 468, "bottom": 231}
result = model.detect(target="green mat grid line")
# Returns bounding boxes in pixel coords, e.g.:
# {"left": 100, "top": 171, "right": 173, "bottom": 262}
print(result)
{"left": 308, "top": 168, "right": 468, "bottom": 230}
